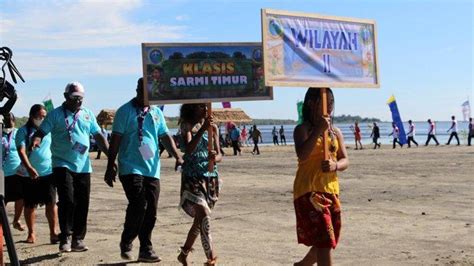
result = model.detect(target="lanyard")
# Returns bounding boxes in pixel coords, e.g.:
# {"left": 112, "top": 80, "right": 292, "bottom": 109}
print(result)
{"left": 2, "top": 131, "right": 13, "bottom": 163}
{"left": 136, "top": 106, "right": 150, "bottom": 144}
{"left": 63, "top": 106, "right": 81, "bottom": 143}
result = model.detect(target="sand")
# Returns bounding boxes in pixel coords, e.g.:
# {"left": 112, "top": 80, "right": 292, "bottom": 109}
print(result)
{"left": 3, "top": 144, "right": 474, "bottom": 265}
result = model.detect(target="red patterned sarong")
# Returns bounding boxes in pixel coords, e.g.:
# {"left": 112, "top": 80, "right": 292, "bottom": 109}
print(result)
{"left": 294, "top": 192, "right": 341, "bottom": 248}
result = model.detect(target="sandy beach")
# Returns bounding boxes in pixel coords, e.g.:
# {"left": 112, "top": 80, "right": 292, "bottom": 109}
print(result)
{"left": 3, "top": 144, "right": 473, "bottom": 265}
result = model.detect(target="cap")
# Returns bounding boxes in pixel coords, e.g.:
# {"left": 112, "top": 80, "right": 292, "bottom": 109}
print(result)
{"left": 65, "top": 82, "right": 85, "bottom": 97}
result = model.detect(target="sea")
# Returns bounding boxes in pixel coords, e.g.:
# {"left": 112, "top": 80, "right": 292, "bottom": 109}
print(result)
{"left": 168, "top": 121, "right": 472, "bottom": 146}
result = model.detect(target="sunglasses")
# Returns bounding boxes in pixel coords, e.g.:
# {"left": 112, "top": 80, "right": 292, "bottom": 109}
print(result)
{"left": 70, "top": 95, "right": 83, "bottom": 101}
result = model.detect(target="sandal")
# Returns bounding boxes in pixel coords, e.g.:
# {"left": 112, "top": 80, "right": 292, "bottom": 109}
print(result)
{"left": 26, "top": 233, "right": 36, "bottom": 244}
{"left": 177, "top": 246, "right": 193, "bottom": 266}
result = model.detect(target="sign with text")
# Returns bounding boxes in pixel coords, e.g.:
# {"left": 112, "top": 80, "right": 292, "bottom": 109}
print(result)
{"left": 262, "top": 9, "right": 380, "bottom": 88}
{"left": 142, "top": 43, "right": 273, "bottom": 104}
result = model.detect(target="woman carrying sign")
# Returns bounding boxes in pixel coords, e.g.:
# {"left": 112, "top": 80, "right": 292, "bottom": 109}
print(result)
{"left": 177, "top": 103, "right": 222, "bottom": 266}
{"left": 293, "top": 88, "right": 349, "bottom": 266}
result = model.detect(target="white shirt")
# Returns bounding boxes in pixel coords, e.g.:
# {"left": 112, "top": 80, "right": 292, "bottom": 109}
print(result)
{"left": 392, "top": 126, "right": 400, "bottom": 139}
{"left": 429, "top": 122, "right": 436, "bottom": 135}
{"left": 450, "top": 120, "right": 458, "bottom": 133}
{"left": 407, "top": 123, "right": 415, "bottom": 137}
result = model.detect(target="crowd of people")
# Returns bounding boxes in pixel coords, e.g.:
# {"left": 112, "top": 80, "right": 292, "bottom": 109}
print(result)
{"left": 357, "top": 116, "right": 474, "bottom": 150}
{"left": 2, "top": 80, "right": 472, "bottom": 265}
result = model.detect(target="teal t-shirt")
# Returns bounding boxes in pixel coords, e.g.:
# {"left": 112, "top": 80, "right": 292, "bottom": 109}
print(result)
{"left": 112, "top": 99, "right": 169, "bottom": 179}
{"left": 2, "top": 129, "right": 21, "bottom": 176}
{"left": 40, "top": 104, "right": 100, "bottom": 173}
{"left": 16, "top": 125, "right": 53, "bottom": 177}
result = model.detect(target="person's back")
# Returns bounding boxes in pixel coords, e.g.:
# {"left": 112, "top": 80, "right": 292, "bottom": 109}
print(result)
{"left": 373, "top": 125, "right": 380, "bottom": 138}
{"left": 252, "top": 128, "right": 261, "bottom": 142}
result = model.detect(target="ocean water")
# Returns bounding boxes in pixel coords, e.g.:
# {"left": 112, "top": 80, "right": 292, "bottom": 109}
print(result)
{"left": 170, "top": 121, "right": 472, "bottom": 145}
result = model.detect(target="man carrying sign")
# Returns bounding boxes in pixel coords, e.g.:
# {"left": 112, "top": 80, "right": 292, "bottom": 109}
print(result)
{"left": 104, "top": 78, "right": 183, "bottom": 262}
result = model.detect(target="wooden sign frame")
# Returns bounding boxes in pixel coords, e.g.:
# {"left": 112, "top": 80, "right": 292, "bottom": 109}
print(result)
{"left": 261, "top": 8, "right": 380, "bottom": 89}
{"left": 141, "top": 42, "right": 273, "bottom": 106}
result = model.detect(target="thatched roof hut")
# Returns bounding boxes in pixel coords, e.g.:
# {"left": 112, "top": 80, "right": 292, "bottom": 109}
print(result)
{"left": 212, "top": 108, "right": 252, "bottom": 123}
{"left": 96, "top": 109, "right": 116, "bottom": 126}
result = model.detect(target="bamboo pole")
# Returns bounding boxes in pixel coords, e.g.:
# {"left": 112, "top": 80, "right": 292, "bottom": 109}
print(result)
{"left": 321, "top": 88, "right": 329, "bottom": 161}
{"left": 207, "top": 103, "right": 214, "bottom": 172}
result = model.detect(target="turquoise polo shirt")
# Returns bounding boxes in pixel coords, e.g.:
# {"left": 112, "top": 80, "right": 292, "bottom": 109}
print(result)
{"left": 16, "top": 125, "right": 53, "bottom": 178}
{"left": 2, "top": 129, "right": 21, "bottom": 176}
{"left": 112, "top": 99, "right": 169, "bottom": 179}
{"left": 40, "top": 104, "right": 100, "bottom": 173}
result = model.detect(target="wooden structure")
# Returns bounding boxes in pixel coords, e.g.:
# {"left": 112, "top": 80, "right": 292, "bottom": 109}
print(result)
{"left": 212, "top": 108, "right": 252, "bottom": 124}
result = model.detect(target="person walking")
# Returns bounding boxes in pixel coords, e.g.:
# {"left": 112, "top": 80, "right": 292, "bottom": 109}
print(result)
{"left": 176, "top": 103, "right": 222, "bottom": 266}
{"left": 293, "top": 88, "right": 349, "bottom": 266}
{"left": 230, "top": 124, "right": 241, "bottom": 156}
{"left": 279, "top": 125, "right": 287, "bottom": 145}
{"left": 370, "top": 122, "right": 381, "bottom": 149}
{"left": 425, "top": 119, "right": 440, "bottom": 146}
{"left": 31, "top": 82, "right": 110, "bottom": 253}
{"left": 2, "top": 113, "right": 26, "bottom": 233}
{"left": 272, "top": 126, "right": 279, "bottom": 145}
{"left": 250, "top": 125, "right": 262, "bottom": 155}
{"left": 468, "top": 117, "right": 473, "bottom": 146}
{"left": 104, "top": 78, "right": 182, "bottom": 262}
{"left": 353, "top": 121, "right": 363, "bottom": 150}
{"left": 389, "top": 122, "right": 403, "bottom": 149}
{"left": 446, "top": 115, "right": 460, "bottom": 145}
{"left": 240, "top": 125, "right": 249, "bottom": 147}
{"left": 16, "top": 104, "right": 59, "bottom": 244}
{"left": 406, "top": 120, "right": 419, "bottom": 148}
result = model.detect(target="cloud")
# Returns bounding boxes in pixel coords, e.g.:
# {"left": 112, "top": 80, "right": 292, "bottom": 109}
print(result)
{"left": 175, "top": 15, "right": 189, "bottom": 21}
{"left": 13, "top": 51, "right": 142, "bottom": 79}
{"left": 1, "top": 0, "right": 188, "bottom": 50}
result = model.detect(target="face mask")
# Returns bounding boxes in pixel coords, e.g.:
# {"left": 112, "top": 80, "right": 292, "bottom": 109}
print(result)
{"left": 33, "top": 118, "right": 44, "bottom": 127}
{"left": 3, "top": 128, "right": 13, "bottom": 134}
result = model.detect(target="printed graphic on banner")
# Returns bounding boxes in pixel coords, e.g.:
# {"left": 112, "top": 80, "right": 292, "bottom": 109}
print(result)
{"left": 262, "top": 9, "right": 379, "bottom": 88}
{"left": 142, "top": 43, "right": 273, "bottom": 104}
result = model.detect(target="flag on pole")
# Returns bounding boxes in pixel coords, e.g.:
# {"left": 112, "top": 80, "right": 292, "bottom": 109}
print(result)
{"left": 222, "top": 102, "right": 231, "bottom": 108}
{"left": 297, "top": 101, "right": 303, "bottom": 125}
{"left": 42, "top": 95, "right": 54, "bottom": 112}
{"left": 461, "top": 100, "right": 470, "bottom": 121}
{"left": 387, "top": 95, "right": 407, "bottom": 144}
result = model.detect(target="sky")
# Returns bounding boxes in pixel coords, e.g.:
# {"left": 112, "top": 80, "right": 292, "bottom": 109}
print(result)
{"left": 0, "top": 0, "right": 472, "bottom": 121}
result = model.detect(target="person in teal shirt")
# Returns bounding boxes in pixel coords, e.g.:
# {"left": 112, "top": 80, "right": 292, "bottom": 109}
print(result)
{"left": 105, "top": 78, "right": 182, "bottom": 262}
{"left": 2, "top": 112, "right": 26, "bottom": 232}
{"left": 16, "top": 104, "right": 58, "bottom": 244}
{"left": 31, "top": 82, "right": 109, "bottom": 253}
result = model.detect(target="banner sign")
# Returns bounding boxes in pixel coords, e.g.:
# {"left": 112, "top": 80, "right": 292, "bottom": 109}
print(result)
{"left": 142, "top": 42, "right": 273, "bottom": 105}
{"left": 262, "top": 9, "right": 380, "bottom": 88}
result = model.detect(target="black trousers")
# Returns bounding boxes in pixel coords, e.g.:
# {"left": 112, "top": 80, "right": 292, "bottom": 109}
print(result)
{"left": 392, "top": 138, "right": 402, "bottom": 148}
{"left": 231, "top": 140, "right": 241, "bottom": 155}
{"left": 252, "top": 140, "right": 260, "bottom": 154}
{"left": 280, "top": 135, "right": 286, "bottom": 145}
{"left": 468, "top": 134, "right": 473, "bottom": 146}
{"left": 53, "top": 167, "right": 90, "bottom": 241}
{"left": 447, "top": 132, "right": 460, "bottom": 145}
{"left": 273, "top": 136, "right": 279, "bottom": 145}
{"left": 425, "top": 134, "right": 439, "bottom": 145}
{"left": 120, "top": 175, "right": 160, "bottom": 252}
{"left": 407, "top": 136, "right": 418, "bottom": 147}
{"left": 372, "top": 137, "right": 380, "bottom": 149}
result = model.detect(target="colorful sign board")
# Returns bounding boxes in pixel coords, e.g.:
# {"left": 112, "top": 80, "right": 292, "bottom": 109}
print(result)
{"left": 262, "top": 9, "right": 380, "bottom": 88}
{"left": 142, "top": 43, "right": 273, "bottom": 105}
